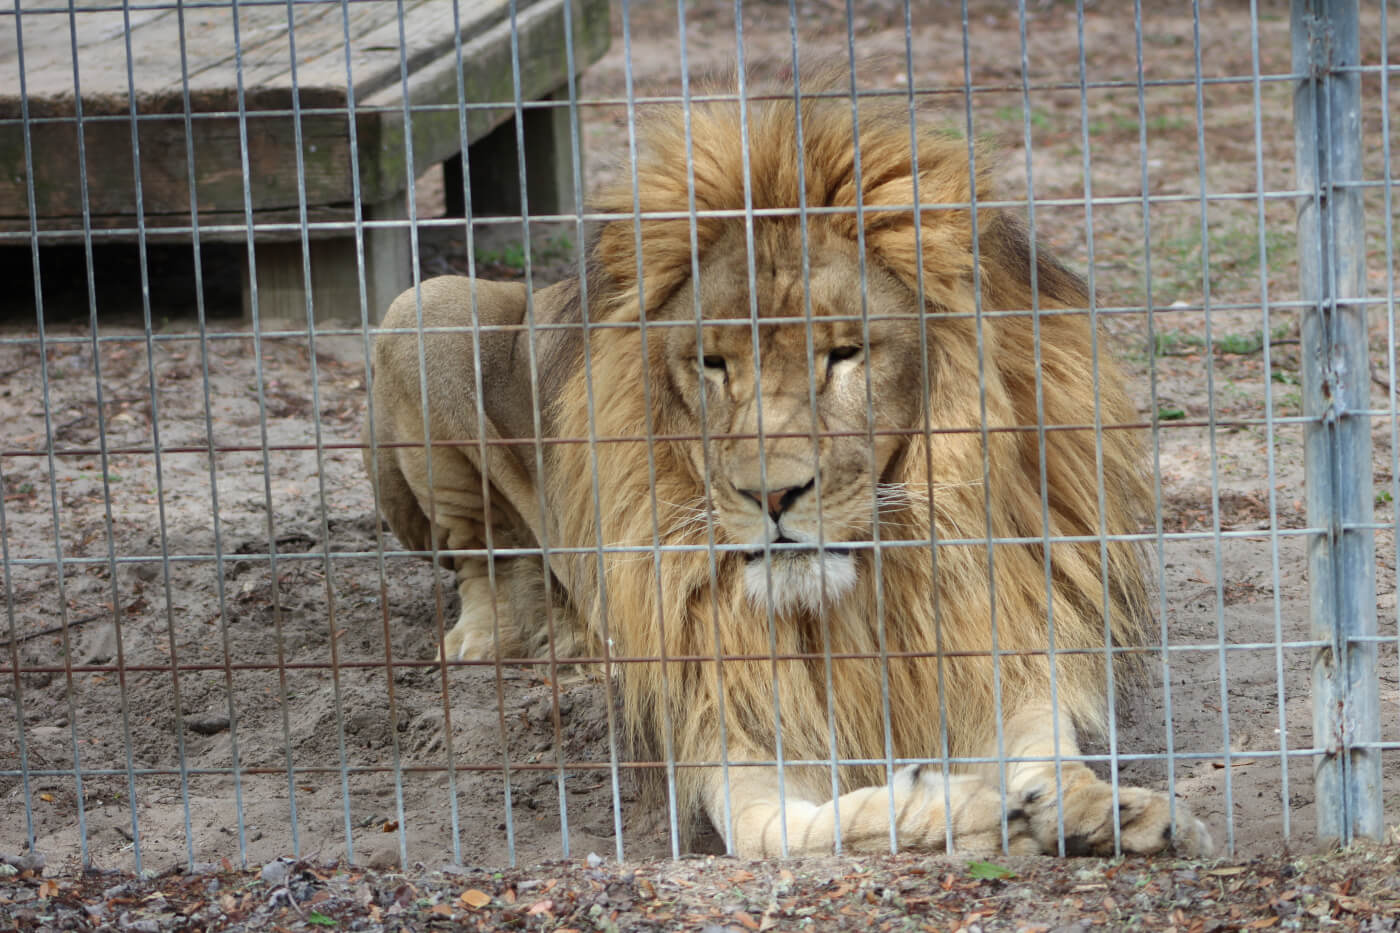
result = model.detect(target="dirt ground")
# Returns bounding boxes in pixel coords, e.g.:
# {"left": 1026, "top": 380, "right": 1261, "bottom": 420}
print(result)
{"left": 3, "top": 0, "right": 1400, "bottom": 891}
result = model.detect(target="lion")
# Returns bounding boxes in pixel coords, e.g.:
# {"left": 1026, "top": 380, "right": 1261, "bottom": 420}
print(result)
{"left": 362, "top": 84, "right": 1213, "bottom": 859}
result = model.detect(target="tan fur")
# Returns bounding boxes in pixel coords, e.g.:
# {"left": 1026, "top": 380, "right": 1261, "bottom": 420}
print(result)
{"left": 364, "top": 85, "right": 1212, "bottom": 858}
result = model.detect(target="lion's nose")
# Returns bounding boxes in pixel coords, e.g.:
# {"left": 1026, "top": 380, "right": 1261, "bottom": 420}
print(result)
{"left": 738, "top": 479, "right": 815, "bottom": 521}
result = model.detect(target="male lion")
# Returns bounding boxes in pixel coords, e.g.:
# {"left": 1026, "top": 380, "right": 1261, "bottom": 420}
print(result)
{"left": 363, "top": 86, "right": 1213, "bottom": 858}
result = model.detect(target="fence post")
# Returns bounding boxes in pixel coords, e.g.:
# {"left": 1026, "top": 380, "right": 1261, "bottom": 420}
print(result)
{"left": 1292, "top": 0, "right": 1382, "bottom": 846}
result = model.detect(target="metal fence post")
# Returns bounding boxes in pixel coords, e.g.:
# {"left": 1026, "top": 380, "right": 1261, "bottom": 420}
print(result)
{"left": 1292, "top": 0, "right": 1383, "bottom": 846}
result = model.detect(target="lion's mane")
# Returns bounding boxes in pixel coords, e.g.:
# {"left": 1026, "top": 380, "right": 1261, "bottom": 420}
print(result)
{"left": 547, "top": 84, "right": 1149, "bottom": 841}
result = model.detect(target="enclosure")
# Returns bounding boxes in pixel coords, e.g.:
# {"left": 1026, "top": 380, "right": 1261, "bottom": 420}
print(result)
{"left": 2, "top": 0, "right": 1400, "bottom": 881}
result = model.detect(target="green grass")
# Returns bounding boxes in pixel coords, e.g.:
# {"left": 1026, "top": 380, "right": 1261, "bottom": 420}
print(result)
{"left": 475, "top": 234, "right": 575, "bottom": 271}
{"left": 1123, "top": 216, "right": 1297, "bottom": 312}
{"left": 991, "top": 106, "right": 1051, "bottom": 132}
{"left": 1151, "top": 321, "right": 1296, "bottom": 360}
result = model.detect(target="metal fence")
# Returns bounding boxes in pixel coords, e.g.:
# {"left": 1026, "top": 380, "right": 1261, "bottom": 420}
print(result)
{"left": 1, "top": 0, "right": 1396, "bottom": 874}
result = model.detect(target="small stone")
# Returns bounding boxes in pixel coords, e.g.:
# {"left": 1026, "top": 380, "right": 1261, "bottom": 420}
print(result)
{"left": 260, "top": 858, "right": 293, "bottom": 886}
{"left": 364, "top": 843, "right": 401, "bottom": 870}
{"left": 585, "top": 851, "right": 604, "bottom": 868}
{"left": 0, "top": 850, "right": 40, "bottom": 872}
{"left": 184, "top": 715, "right": 231, "bottom": 736}
{"left": 117, "top": 912, "right": 160, "bottom": 932}
{"left": 131, "top": 563, "right": 161, "bottom": 583}
{"left": 80, "top": 623, "right": 119, "bottom": 665}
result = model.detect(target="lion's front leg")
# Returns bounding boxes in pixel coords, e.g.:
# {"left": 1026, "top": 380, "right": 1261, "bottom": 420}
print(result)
{"left": 707, "top": 760, "right": 1038, "bottom": 857}
{"left": 987, "top": 702, "right": 1214, "bottom": 857}
{"left": 439, "top": 558, "right": 518, "bottom": 662}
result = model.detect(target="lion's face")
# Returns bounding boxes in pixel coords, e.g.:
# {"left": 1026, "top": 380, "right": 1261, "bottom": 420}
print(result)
{"left": 657, "top": 225, "right": 928, "bottom": 614}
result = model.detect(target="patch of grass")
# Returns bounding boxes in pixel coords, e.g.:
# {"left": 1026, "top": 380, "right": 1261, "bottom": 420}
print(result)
{"left": 1145, "top": 220, "right": 1296, "bottom": 306}
{"left": 991, "top": 106, "right": 1051, "bottom": 132}
{"left": 1087, "top": 112, "right": 1188, "bottom": 137}
{"left": 1152, "top": 330, "right": 1204, "bottom": 357}
{"left": 1213, "top": 332, "right": 1265, "bottom": 355}
{"left": 474, "top": 234, "right": 575, "bottom": 271}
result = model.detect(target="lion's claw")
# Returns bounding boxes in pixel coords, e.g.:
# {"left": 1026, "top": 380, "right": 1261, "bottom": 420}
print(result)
{"left": 1020, "top": 776, "right": 1213, "bottom": 857}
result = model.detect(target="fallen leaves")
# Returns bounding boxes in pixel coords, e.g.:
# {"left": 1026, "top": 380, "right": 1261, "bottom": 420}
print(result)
{"left": 2, "top": 843, "right": 1399, "bottom": 932}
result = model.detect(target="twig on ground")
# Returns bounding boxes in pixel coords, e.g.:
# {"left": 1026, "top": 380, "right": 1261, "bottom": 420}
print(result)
{"left": 0, "top": 612, "right": 108, "bottom": 651}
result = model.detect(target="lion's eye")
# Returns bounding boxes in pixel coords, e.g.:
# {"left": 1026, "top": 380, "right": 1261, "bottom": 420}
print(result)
{"left": 827, "top": 345, "right": 864, "bottom": 365}
{"left": 701, "top": 354, "right": 727, "bottom": 374}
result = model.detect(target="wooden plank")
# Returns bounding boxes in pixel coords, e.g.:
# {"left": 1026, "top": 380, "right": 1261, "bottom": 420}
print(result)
{"left": 3, "top": 206, "right": 359, "bottom": 245}
{"left": 0, "top": 0, "right": 549, "bottom": 116}
{"left": 0, "top": 0, "right": 609, "bottom": 227}
{"left": 0, "top": 110, "right": 356, "bottom": 222}
{"left": 355, "top": 0, "right": 609, "bottom": 202}
{"left": 240, "top": 192, "right": 410, "bottom": 323}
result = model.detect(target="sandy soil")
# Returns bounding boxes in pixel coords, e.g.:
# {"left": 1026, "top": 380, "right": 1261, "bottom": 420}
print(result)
{"left": 2, "top": 0, "right": 1399, "bottom": 877}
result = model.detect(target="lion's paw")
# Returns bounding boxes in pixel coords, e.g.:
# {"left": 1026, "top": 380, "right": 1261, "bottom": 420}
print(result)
{"left": 1021, "top": 776, "right": 1214, "bottom": 857}
{"left": 895, "top": 765, "right": 1039, "bottom": 856}
{"left": 437, "top": 607, "right": 498, "bottom": 663}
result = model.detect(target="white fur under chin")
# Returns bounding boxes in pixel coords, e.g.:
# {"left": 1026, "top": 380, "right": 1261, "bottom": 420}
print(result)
{"left": 743, "top": 550, "right": 857, "bottom": 615}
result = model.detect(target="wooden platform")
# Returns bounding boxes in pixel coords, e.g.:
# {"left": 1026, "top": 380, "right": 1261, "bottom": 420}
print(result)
{"left": 0, "top": 0, "right": 610, "bottom": 320}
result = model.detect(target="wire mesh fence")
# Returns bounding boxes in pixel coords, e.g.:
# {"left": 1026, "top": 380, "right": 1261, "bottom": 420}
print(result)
{"left": 1, "top": 0, "right": 1397, "bottom": 875}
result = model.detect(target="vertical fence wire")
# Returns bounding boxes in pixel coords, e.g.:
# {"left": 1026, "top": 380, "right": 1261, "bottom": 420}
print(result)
{"left": 1189, "top": 0, "right": 1239, "bottom": 856}
{"left": 681, "top": 0, "right": 738, "bottom": 857}
{"left": 1012, "top": 0, "right": 1070, "bottom": 856}
{"left": 1075, "top": 0, "right": 1124, "bottom": 859}
{"left": 1249, "top": 0, "right": 1293, "bottom": 845}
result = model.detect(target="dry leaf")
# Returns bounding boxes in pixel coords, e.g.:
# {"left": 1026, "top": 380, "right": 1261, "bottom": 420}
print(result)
{"left": 380, "top": 820, "right": 399, "bottom": 833}
{"left": 429, "top": 903, "right": 454, "bottom": 917}
{"left": 37, "top": 880, "right": 58, "bottom": 899}
{"left": 38, "top": 793, "right": 53, "bottom": 803}
{"left": 730, "top": 870, "right": 755, "bottom": 884}
{"left": 732, "top": 910, "right": 760, "bottom": 930}
{"left": 1208, "top": 866, "right": 1247, "bottom": 877}
{"left": 459, "top": 889, "right": 492, "bottom": 909}
{"left": 527, "top": 899, "right": 554, "bottom": 916}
